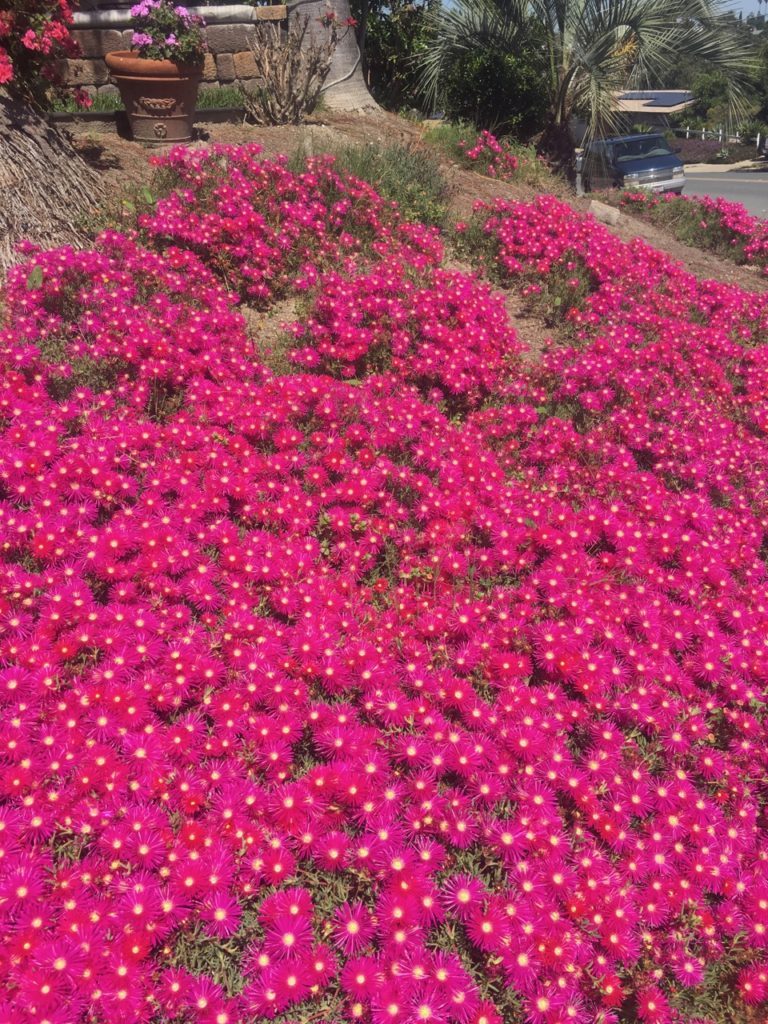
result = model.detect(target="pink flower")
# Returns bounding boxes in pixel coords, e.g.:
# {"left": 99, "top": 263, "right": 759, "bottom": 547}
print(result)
{"left": 200, "top": 893, "right": 242, "bottom": 938}
{"left": 1, "top": 140, "right": 768, "bottom": 1024}
{"left": 331, "top": 900, "right": 374, "bottom": 955}
{"left": 0, "top": 49, "right": 12, "bottom": 83}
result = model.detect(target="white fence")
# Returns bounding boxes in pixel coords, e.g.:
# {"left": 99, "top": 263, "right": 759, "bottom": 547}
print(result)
{"left": 675, "top": 126, "right": 763, "bottom": 151}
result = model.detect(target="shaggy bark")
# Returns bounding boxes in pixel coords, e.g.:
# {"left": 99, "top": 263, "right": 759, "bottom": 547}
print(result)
{"left": 0, "top": 96, "right": 106, "bottom": 274}
{"left": 288, "top": 0, "right": 380, "bottom": 112}
{"left": 536, "top": 121, "right": 577, "bottom": 180}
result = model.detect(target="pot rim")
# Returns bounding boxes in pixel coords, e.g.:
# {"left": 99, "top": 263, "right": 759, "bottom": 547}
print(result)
{"left": 105, "top": 49, "right": 204, "bottom": 77}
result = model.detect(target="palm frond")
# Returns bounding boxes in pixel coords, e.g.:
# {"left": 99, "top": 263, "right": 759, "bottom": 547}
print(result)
{"left": 418, "top": 0, "right": 531, "bottom": 106}
{"left": 417, "top": 0, "right": 759, "bottom": 150}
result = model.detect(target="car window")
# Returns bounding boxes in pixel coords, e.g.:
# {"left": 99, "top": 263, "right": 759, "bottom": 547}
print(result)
{"left": 613, "top": 137, "right": 673, "bottom": 163}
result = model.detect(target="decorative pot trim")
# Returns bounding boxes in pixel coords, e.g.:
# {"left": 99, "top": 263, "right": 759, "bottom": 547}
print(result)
{"left": 105, "top": 50, "right": 203, "bottom": 80}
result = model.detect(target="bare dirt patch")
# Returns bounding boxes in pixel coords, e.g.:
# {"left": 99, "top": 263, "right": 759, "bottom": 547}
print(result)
{"left": 241, "top": 296, "right": 303, "bottom": 376}
{"left": 502, "top": 291, "right": 555, "bottom": 360}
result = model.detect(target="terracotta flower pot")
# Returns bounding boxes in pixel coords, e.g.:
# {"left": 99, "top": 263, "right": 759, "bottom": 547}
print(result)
{"left": 105, "top": 50, "right": 202, "bottom": 143}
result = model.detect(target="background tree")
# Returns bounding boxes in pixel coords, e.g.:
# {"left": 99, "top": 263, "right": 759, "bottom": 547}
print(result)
{"left": 351, "top": 0, "right": 438, "bottom": 111}
{"left": 753, "top": 36, "right": 768, "bottom": 124}
{"left": 688, "top": 68, "right": 732, "bottom": 124}
{"left": 419, "top": 0, "right": 757, "bottom": 171}
{"left": 440, "top": 44, "right": 547, "bottom": 137}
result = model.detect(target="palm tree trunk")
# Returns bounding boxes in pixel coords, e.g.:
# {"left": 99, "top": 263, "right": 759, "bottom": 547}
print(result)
{"left": 535, "top": 62, "right": 577, "bottom": 176}
{"left": 0, "top": 96, "right": 105, "bottom": 275}
{"left": 536, "top": 121, "right": 576, "bottom": 179}
{"left": 288, "top": 0, "right": 380, "bottom": 111}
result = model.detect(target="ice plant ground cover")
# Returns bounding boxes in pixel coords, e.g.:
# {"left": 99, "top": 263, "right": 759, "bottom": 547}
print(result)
{"left": 458, "top": 131, "right": 520, "bottom": 182}
{"left": 2, "top": 143, "right": 768, "bottom": 1024}
{"left": 618, "top": 190, "right": 768, "bottom": 276}
{"left": 427, "top": 124, "right": 553, "bottom": 195}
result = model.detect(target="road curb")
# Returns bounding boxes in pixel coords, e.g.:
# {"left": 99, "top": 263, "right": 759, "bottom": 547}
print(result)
{"left": 685, "top": 159, "right": 767, "bottom": 172}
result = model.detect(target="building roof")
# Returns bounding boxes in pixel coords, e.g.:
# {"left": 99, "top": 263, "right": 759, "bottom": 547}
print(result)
{"left": 612, "top": 90, "right": 695, "bottom": 115}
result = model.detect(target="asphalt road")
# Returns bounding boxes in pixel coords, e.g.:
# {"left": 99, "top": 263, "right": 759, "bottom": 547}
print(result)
{"left": 684, "top": 168, "right": 768, "bottom": 219}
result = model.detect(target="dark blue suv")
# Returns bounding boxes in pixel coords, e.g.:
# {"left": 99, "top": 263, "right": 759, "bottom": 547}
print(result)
{"left": 580, "top": 133, "right": 685, "bottom": 194}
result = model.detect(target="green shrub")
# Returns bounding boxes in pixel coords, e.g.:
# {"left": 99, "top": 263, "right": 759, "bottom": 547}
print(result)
{"left": 439, "top": 47, "right": 547, "bottom": 138}
{"left": 302, "top": 140, "right": 451, "bottom": 227}
{"left": 353, "top": 0, "right": 438, "bottom": 112}
{"left": 427, "top": 122, "right": 554, "bottom": 191}
{"left": 735, "top": 118, "right": 768, "bottom": 143}
{"left": 426, "top": 120, "right": 470, "bottom": 154}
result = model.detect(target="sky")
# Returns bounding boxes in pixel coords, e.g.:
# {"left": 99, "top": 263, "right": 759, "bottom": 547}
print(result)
{"left": 734, "top": 0, "right": 762, "bottom": 15}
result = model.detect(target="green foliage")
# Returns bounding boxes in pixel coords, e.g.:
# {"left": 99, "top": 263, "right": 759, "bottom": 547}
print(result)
{"left": 49, "top": 84, "right": 245, "bottom": 114}
{"left": 418, "top": 0, "right": 758, "bottom": 167}
{"left": 426, "top": 119, "right": 473, "bottom": 154}
{"left": 754, "top": 37, "right": 768, "bottom": 124}
{"left": 315, "top": 140, "right": 451, "bottom": 227}
{"left": 34, "top": 325, "right": 133, "bottom": 400}
{"left": 735, "top": 117, "right": 768, "bottom": 144}
{"left": 428, "top": 920, "right": 526, "bottom": 1023}
{"left": 74, "top": 174, "right": 161, "bottom": 240}
{"left": 48, "top": 91, "right": 125, "bottom": 113}
{"left": 170, "top": 865, "right": 381, "bottom": 1022}
{"left": 690, "top": 69, "right": 731, "bottom": 121}
{"left": 25, "top": 265, "right": 44, "bottom": 291}
{"left": 449, "top": 214, "right": 500, "bottom": 281}
{"left": 173, "top": 921, "right": 249, "bottom": 995}
{"left": 655, "top": 53, "right": 710, "bottom": 91}
{"left": 440, "top": 46, "right": 547, "bottom": 138}
{"left": 352, "top": 0, "right": 439, "bottom": 111}
{"left": 669, "top": 934, "right": 756, "bottom": 1024}
{"left": 196, "top": 85, "right": 245, "bottom": 109}
{"left": 430, "top": 846, "right": 526, "bottom": 1023}
{"left": 520, "top": 253, "right": 596, "bottom": 327}
{"left": 427, "top": 121, "right": 554, "bottom": 190}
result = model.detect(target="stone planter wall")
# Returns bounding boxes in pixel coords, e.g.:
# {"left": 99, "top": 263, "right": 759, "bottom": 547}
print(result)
{"left": 61, "top": 7, "right": 286, "bottom": 101}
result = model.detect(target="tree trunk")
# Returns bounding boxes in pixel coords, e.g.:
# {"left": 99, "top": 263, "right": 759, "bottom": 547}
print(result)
{"left": 288, "top": 0, "right": 380, "bottom": 112}
{"left": 536, "top": 120, "right": 576, "bottom": 181}
{"left": 0, "top": 97, "right": 106, "bottom": 275}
